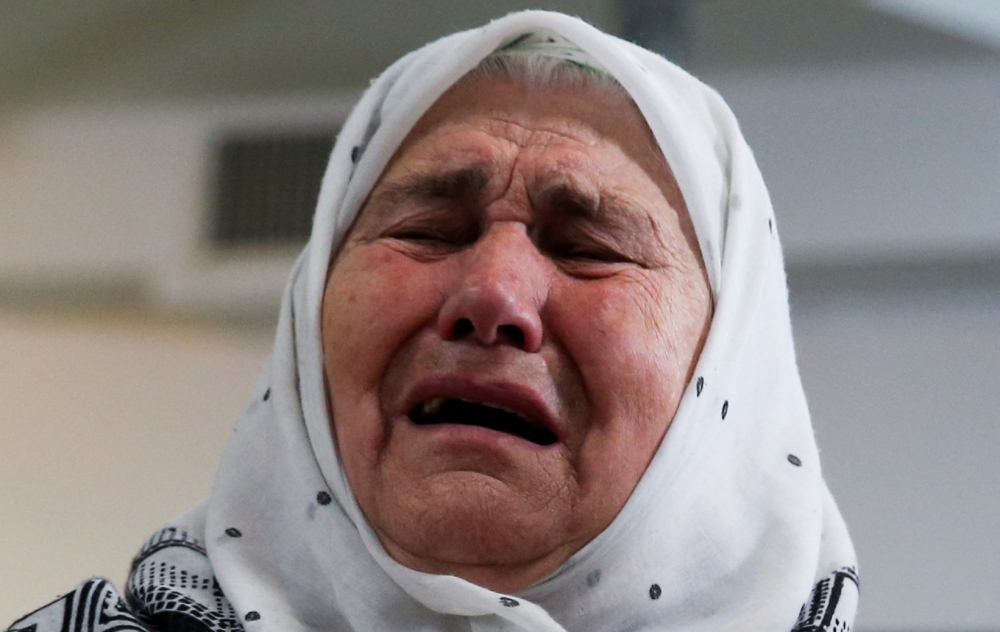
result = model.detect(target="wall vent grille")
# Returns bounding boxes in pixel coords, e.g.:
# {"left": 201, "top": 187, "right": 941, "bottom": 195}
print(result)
{"left": 212, "top": 131, "right": 336, "bottom": 245}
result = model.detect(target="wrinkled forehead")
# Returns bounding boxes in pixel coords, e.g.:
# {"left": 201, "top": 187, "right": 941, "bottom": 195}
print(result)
{"left": 377, "top": 72, "right": 684, "bottom": 211}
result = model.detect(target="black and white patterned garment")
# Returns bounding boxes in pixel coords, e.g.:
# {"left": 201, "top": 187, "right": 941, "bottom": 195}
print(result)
{"left": 5, "top": 563, "right": 858, "bottom": 632}
{"left": 6, "top": 526, "right": 243, "bottom": 632}
{"left": 792, "top": 567, "right": 860, "bottom": 632}
{"left": 6, "top": 533, "right": 857, "bottom": 632}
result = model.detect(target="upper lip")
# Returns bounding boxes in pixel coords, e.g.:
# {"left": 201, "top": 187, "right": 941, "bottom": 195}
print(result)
{"left": 399, "top": 374, "right": 564, "bottom": 443}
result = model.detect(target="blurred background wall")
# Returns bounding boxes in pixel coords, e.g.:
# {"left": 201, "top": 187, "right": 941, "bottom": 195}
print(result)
{"left": 2, "top": 1, "right": 998, "bottom": 629}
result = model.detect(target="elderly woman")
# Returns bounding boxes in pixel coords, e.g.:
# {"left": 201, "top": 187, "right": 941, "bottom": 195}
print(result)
{"left": 9, "top": 10, "right": 857, "bottom": 632}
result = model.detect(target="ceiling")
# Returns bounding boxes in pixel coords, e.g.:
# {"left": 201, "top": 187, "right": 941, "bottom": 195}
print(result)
{"left": 0, "top": 0, "right": 616, "bottom": 110}
{"left": 866, "top": 0, "right": 1000, "bottom": 49}
{"left": 1, "top": 0, "right": 998, "bottom": 113}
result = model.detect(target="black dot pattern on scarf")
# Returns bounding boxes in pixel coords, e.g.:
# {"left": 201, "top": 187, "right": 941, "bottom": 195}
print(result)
{"left": 263, "top": 388, "right": 270, "bottom": 402}
{"left": 317, "top": 491, "right": 332, "bottom": 505}
{"left": 499, "top": 596, "right": 519, "bottom": 607}
{"left": 696, "top": 376, "right": 704, "bottom": 397}
{"left": 351, "top": 145, "right": 361, "bottom": 163}
{"left": 225, "top": 528, "right": 242, "bottom": 538}
{"left": 245, "top": 611, "right": 260, "bottom": 621}
{"left": 788, "top": 454, "right": 802, "bottom": 467}
{"left": 768, "top": 218, "right": 773, "bottom": 234}
{"left": 586, "top": 569, "right": 602, "bottom": 588}
{"left": 649, "top": 584, "right": 662, "bottom": 600}
{"left": 721, "top": 400, "right": 729, "bottom": 420}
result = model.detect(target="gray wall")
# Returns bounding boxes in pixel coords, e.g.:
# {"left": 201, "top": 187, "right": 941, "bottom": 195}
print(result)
{"left": 710, "top": 59, "right": 1000, "bottom": 629}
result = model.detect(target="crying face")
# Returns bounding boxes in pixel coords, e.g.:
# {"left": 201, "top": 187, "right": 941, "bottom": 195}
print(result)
{"left": 321, "top": 75, "right": 711, "bottom": 593}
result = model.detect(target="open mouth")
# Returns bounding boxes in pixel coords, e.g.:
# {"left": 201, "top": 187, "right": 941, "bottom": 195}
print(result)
{"left": 408, "top": 397, "right": 558, "bottom": 446}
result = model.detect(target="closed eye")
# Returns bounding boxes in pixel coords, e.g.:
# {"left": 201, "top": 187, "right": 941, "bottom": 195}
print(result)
{"left": 555, "top": 245, "right": 631, "bottom": 263}
{"left": 388, "top": 228, "right": 451, "bottom": 242}
{"left": 539, "top": 228, "right": 636, "bottom": 266}
{"left": 382, "top": 212, "right": 481, "bottom": 252}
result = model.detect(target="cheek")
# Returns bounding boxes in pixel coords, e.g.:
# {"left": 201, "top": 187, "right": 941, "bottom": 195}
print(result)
{"left": 322, "top": 246, "right": 448, "bottom": 447}
{"left": 556, "top": 276, "right": 677, "bottom": 389}
{"left": 541, "top": 275, "right": 702, "bottom": 530}
{"left": 550, "top": 271, "right": 707, "bottom": 447}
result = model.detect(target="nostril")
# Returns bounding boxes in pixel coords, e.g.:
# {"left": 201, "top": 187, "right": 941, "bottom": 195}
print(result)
{"left": 498, "top": 324, "right": 525, "bottom": 347}
{"left": 453, "top": 318, "right": 475, "bottom": 339}
{"left": 447, "top": 318, "right": 525, "bottom": 348}
{"left": 438, "top": 284, "right": 543, "bottom": 350}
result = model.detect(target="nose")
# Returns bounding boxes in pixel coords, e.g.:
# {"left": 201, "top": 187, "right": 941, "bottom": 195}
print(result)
{"left": 437, "top": 223, "right": 547, "bottom": 352}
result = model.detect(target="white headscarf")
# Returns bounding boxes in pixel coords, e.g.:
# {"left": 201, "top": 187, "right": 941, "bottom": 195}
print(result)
{"left": 198, "top": 10, "right": 857, "bottom": 632}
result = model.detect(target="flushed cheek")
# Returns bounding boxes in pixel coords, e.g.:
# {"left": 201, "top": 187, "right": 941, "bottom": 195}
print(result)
{"left": 324, "top": 247, "right": 452, "bottom": 463}
{"left": 557, "top": 276, "right": 677, "bottom": 374}
{"left": 325, "top": 246, "right": 449, "bottom": 378}
{"left": 547, "top": 279, "right": 681, "bottom": 448}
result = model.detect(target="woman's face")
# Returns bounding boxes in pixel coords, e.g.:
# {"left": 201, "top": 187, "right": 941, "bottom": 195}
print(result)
{"left": 322, "top": 76, "right": 712, "bottom": 592}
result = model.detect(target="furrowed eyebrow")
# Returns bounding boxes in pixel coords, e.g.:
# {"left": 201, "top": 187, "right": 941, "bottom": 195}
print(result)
{"left": 537, "top": 185, "right": 599, "bottom": 219}
{"left": 371, "top": 167, "right": 492, "bottom": 209}
{"left": 537, "top": 184, "right": 636, "bottom": 225}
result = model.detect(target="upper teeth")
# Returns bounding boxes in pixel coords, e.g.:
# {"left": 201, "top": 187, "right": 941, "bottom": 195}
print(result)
{"left": 421, "top": 397, "right": 445, "bottom": 415}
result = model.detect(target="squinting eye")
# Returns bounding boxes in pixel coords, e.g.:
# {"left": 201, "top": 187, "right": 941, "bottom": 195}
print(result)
{"left": 384, "top": 222, "right": 478, "bottom": 249}
{"left": 551, "top": 243, "right": 629, "bottom": 264}
{"left": 389, "top": 230, "right": 446, "bottom": 242}
{"left": 568, "top": 249, "right": 624, "bottom": 262}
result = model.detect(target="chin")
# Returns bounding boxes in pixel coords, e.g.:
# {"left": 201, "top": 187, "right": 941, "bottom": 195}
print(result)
{"left": 374, "top": 469, "right": 571, "bottom": 571}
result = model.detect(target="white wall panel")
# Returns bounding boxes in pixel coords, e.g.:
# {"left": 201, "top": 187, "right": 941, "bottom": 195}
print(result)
{"left": 794, "top": 288, "right": 1000, "bottom": 629}
{"left": 0, "top": 311, "right": 272, "bottom": 626}
{"left": 711, "top": 60, "right": 1000, "bottom": 263}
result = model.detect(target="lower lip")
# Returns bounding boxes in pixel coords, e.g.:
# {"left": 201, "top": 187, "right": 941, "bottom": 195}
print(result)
{"left": 403, "top": 418, "right": 556, "bottom": 452}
